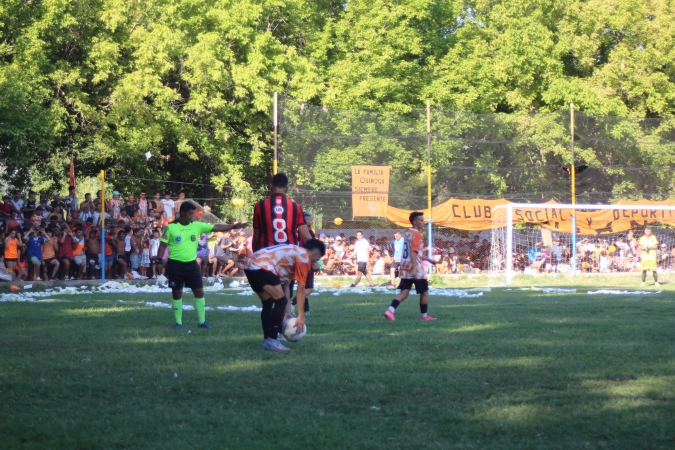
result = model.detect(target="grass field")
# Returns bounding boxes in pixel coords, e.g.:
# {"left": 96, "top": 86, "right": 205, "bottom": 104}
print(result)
{"left": 1, "top": 276, "right": 675, "bottom": 449}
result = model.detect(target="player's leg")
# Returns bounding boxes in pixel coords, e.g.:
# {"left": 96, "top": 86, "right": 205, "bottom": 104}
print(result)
{"left": 166, "top": 260, "right": 186, "bottom": 328}
{"left": 417, "top": 280, "right": 435, "bottom": 320}
{"left": 384, "top": 279, "right": 412, "bottom": 321}
{"left": 352, "top": 269, "right": 362, "bottom": 287}
{"left": 184, "top": 260, "right": 208, "bottom": 328}
{"left": 365, "top": 268, "right": 375, "bottom": 286}
{"left": 641, "top": 269, "right": 648, "bottom": 285}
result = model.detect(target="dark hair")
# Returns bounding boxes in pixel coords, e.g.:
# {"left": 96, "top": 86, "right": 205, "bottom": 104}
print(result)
{"left": 154, "top": 191, "right": 161, "bottom": 195}
{"left": 165, "top": 191, "right": 172, "bottom": 196}
{"left": 180, "top": 202, "right": 197, "bottom": 213}
{"left": 271, "top": 173, "right": 288, "bottom": 188}
{"left": 304, "top": 238, "right": 326, "bottom": 257}
{"left": 409, "top": 211, "right": 424, "bottom": 224}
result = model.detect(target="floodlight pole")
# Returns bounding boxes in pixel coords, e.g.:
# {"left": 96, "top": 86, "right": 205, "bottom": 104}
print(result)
{"left": 426, "top": 100, "right": 433, "bottom": 272}
{"left": 273, "top": 92, "right": 279, "bottom": 175}
{"left": 100, "top": 170, "right": 106, "bottom": 283}
{"left": 570, "top": 103, "right": 577, "bottom": 276}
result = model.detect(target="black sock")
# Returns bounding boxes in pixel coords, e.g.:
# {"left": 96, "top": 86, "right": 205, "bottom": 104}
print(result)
{"left": 304, "top": 295, "right": 310, "bottom": 313}
{"left": 390, "top": 299, "right": 400, "bottom": 310}
{"left": 642, "top": 271, "right": 647, "bottom": 282}
{"left": 261, "top": 300, "right": 274, "bottom": 339}
{"left": 420, "top": 303, "right": 428, "bottom": 314}
{"left": 291, "top": 296, "right": 297, "bottom": 306}
{"left": 654, "top": 272, "right": 658, "bottom": 282}
{"left": 271, "top": 296, "right": 288, "bottom": 339}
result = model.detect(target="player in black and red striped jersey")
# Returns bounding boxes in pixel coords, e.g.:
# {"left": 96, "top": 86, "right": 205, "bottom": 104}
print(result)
{"left": 253, "top": 173, "right": 311, "bottom": 252}
{"left": 253, "top": 173, "right": 312, "bottom": 318}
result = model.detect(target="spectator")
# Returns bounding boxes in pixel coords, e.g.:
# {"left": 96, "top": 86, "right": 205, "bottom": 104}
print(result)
{"left": 161, "top": 191, "right": 175, "bottom": 221}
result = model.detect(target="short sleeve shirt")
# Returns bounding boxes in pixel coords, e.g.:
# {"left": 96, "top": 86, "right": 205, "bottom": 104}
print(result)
{"left": 354, "top": 238, "right": 370, "bottom": 262}
{"left": 161, "top": 221, "right": 214, "bottom": 262}
{"left": 245, "top": 244, "right": 312, "bottom": 286}
{"left": 400, "top": 228, "right": 426, "bottom": 280}
{"left": 638, "top": 235, "right": 659, "bottom": 261}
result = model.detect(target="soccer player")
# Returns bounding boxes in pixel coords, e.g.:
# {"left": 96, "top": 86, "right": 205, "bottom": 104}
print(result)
{"left": 244, "top": 239, "right": 326, "bottom": 352}
{"left": 638, "top": 227, "right": 660, "bottom": 286}
{"left": 349, "top": 231, "right": 375, "bottom": 288}
{"left": 252, "top": 172, "right": 311, "bottom": 251}
{"left": 389, "top": 231, "right": 403, "bottom": 287}
{"left": 384, "top": 212, "right": 439, "bottom": 321}
{"left": 158, "top": 202, "right": 247, "bottom": 329}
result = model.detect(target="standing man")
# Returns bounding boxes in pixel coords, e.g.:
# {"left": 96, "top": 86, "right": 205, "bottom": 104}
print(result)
{"left": 244, "top": 239, "right": 325, "bottom": 352}
{"left": 158, "top": 202, "right": 247, "bottom": 329}
{"left": 252, "top": 172, "right": 310, "bottom": 252}
{"left": 349, "top": 231, "right": 375, "bottom": 288}
{"left": 638, "top": 227, "right": 660, "bottom": 286}
{"left": 161, "top": 191, "right": 175, "bottom": 222}
{"left": 389, "top": 231, "right": 404, "bottom": 287}
{"left": 384, "top": 212, "right": 439, "bottom": 321}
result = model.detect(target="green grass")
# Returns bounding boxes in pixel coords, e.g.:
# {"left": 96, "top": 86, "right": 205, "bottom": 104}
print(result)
{"left": 1, "top": 279, "right": 675, "bottom": 449}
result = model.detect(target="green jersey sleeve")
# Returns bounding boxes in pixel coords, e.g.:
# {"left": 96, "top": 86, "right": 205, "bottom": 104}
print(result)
{"left": 198, "top": 222, "right": 214, "bottom": 234}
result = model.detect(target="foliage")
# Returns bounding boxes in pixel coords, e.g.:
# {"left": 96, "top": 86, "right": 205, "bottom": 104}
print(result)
{"left": 2, "top": 0, "right": 675, "bottom": 203}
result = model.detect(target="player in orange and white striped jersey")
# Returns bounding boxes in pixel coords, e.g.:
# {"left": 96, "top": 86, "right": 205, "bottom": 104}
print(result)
{"left": 384, "top": 212, "right": 439, "bottom": 322}
{"left": 244, "top": 239, "right": 325, "bottom": 352}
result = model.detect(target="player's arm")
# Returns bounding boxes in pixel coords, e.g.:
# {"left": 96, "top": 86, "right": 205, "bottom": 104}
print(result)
{"left": 298, "top": 224, "right": 311, "bottom": 244}
{"left": 252, "top": 228, "right": 261, "bottom": 252}
{"left": 212, "top": 222, "right": 248, "bottom": 233}
{"left": 292, "top": 261, "right": 311, "bottom": 331}
{"left": 158, "top": 226, "right": 170, "bottom": 266}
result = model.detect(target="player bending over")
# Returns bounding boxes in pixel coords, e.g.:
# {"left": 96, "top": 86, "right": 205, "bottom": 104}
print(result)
{"left": 158, "top": 202, "right": 247, "bottom": 329}
{"left": 244, "top": 239, "right": 326, "bottom": 352}
{"left": 638, "top": 227, "right": 660, "bottom": 287}
{"left": 384, "top": 211, "right": 439, "bottom": 321}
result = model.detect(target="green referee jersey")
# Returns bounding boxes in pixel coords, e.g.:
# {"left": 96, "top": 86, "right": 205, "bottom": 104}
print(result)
{"left": 160, "top": 221, "right": 214, "bottom": 262}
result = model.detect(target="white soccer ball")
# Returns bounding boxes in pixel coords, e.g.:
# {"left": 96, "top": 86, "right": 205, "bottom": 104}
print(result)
{"left": 282, "top": 318, "right": 307, "bottom": 342}
{"left": 644, "top": 245, "right": 652, "bottom": 251}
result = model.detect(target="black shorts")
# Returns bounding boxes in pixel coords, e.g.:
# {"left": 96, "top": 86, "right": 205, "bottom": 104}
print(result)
{"left": 357, "top": 262, "right": 368, "bottom": 274}
{"left": 86, "top": 253, "right": 99, "bottom": 265}
{"left": 44, "top": 257, "right": 57, "bottom": 265}
{"left": 390, "top": 261, "right": 400, "bottom": 269}
{"left": 398, "top": 278, "right": 429, "bottom": 294}
{"left": 166, "top": 260, "right": 203, "bottom": 291}
{"left": 244, "top": 269, "right": 281, "bottom": 293}
{"left": 4, "top": 258, "right": 17, "bottom": 263}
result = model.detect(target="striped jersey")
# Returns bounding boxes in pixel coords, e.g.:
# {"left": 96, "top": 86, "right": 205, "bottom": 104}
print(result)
{"left": 399, "top": 228, "right": 426, "bottom": 280}
{"left": 245, "top": 244, "right": 312, "bottom": 286}
{"left": 253, "top": 194, "right": 305, "bottom": 249}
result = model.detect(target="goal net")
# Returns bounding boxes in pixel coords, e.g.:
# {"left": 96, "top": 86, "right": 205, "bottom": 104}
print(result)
{"left": 489, "top": 203, "right": 675, "bottom": 284}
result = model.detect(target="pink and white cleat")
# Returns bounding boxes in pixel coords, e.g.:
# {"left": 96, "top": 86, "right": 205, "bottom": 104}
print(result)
{"left": 420, "top": 315, "right": 437, "bottom": 321}
{"left": 384, "top": 310, "right": 396, "bottom": 321}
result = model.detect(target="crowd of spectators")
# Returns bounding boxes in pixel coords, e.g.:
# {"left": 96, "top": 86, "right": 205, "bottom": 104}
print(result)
{"left": 508, "top": 234, "right": 675, "bottom": 274}
{"left": 0, "top": 188, "right": 255, "bottom": 282}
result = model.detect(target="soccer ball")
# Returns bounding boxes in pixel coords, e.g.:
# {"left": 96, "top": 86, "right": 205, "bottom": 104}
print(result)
{"left": 282, "top": 318, "right": 307, "bottom": 342}
{"left": 334, "top": 217, "right": 343, "bottom": 226}
{"left": 644, "top": 245, "right": 652, "bottom": 251}
{"left": 332, "top": 281, "right": 341, "bottom": 289}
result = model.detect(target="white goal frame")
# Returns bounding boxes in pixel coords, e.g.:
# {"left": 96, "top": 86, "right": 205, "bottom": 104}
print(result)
{"left": 491, "top": 203, "right": 675, "bottom": 284}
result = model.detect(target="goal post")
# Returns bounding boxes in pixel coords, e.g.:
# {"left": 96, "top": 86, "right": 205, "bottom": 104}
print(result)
{"left": 489, "top": 203, "right": 675, "bottom": 284}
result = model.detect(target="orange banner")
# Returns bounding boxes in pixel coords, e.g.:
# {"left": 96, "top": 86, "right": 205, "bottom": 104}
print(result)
{"left": 385, "top": 198, "right": 675, "bottom": 234}
{"left": 351, "top": 165, "right": 391, "bottom": 218}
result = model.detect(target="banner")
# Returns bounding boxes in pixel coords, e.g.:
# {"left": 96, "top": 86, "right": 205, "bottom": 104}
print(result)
{"left": 351, "top": 165, "right": 391, "bottom": 218}
{"left": 385, "top": 198, "right": 675, "bottom": 234}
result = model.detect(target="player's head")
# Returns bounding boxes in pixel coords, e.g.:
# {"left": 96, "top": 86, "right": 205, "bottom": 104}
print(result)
{"left": 645, "top": 227, "right": 652, "bottom": 236}
{"left": 394, "top": 231, "right": 401, "bottom": 239}
{"left": 269, "top": 173, "right": 289, "bottom": 193}
{"left": 356, "top": 231, "right": 363, "bottom": 240}
{"left": 303, "top": 210, "right": 313, "bottom": 226}
{"left": 409, "top": 211, "right": 424, "bottom": 226}
{"left": 303, "top": 238, "right": 326, "bottom": 262}
{"left": 179, "top": 201, "right": 197, "bottom": 222}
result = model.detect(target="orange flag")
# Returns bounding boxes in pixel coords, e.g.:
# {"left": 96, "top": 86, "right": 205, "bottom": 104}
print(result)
{"left": 69, "top": 156, "right": 75, "bottom": 187}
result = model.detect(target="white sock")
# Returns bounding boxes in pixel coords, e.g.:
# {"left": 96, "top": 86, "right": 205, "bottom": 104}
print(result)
{"left": 387, "top": 306, "right": 396, "bottom": 313}
{"left": 421, "top": 313, "right": 428, "bottom": 317}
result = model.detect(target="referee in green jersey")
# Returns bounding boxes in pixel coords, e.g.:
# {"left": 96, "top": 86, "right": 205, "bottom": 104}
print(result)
{"left": 158, "top": 202, "right": 247, "bottom": 329}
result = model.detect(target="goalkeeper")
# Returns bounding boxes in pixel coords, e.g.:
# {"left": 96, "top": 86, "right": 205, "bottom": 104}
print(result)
{"left": 638, "top": 227, "right": 660, "bottom": 287}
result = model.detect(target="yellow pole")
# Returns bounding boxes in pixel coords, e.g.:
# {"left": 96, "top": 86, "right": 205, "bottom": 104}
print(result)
{"left": 570, "top": 103, "right": 577, "bottom": 276}
{"left": 426, "top": 100, "right": 433, "bottom": 267}
{"left": 100, "top": 170, "right": 106, "bottom": 282}
{"left": 273, "top": 92, "right": 279, "bottom": 175}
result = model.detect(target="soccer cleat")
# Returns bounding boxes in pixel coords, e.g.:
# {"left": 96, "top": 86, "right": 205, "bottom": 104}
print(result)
{"left": 198, "top": 321, "right": 211, "bottom": 329}
{"left": 369, "top": 284, "right": 376, "bottom": 288}
{"left": 654, "top": 282, "right": 661, "bottom": 286}
{"left": 640, "top": 282, "right": 646, "bottom": 287}
{"left": 349, "top": 284, "right": 356, "bottom": 288}
{"left": 384, "top": 310, "right": 396, "bottom": 321}
{"left": 420, "top": 315, "right": 437, "bottom": 321}
{"left": 173, "top": 323, "right": 183, "bottom": 330}
{"left": 262, "top": 338, "right": 290, "bottom": 352}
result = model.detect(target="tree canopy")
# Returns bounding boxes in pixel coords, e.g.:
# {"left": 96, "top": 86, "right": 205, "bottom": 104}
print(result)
{"left": 1, "top": 0, "right": 674, "bottom": 206}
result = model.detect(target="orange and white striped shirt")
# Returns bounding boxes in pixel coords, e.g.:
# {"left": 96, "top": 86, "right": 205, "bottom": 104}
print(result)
{"left": 245, "top": 244, "right": 312, "bottom": 286}
{"left": 399, "top": 228, "right": 426, "bottom": 280}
